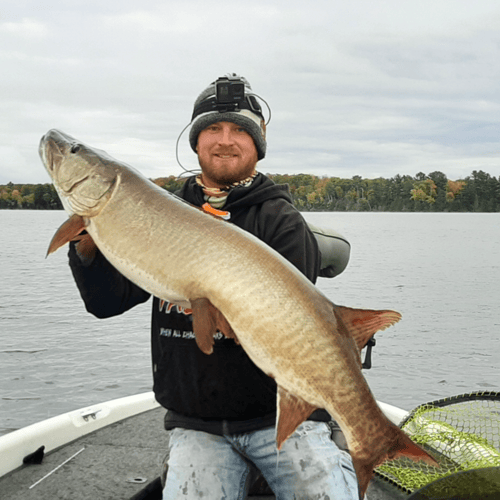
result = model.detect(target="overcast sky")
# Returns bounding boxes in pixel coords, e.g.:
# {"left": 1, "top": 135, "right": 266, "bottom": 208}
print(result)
{"left": 1, "top": 0, "right": 500, "bottom": 184}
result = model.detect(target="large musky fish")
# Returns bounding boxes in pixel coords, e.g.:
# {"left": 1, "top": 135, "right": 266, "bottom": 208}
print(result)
{"left": 40, "top": 129, "right": 437, "bottom": 496}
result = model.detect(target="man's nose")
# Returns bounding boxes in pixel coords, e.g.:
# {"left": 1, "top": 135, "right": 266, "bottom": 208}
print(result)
{"left": 218, "top": 125, "right": 235, "bottom": 145}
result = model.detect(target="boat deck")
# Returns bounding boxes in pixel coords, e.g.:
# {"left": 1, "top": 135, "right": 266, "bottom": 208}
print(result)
{"left": 0, "top": 407, "right": 408, "bottom": 499}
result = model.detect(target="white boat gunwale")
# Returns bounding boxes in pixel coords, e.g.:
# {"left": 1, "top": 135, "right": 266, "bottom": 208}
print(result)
{"left": 0, "top": 391, "right": 160, "bottom": 478}
{"left": 0, "top": 392, "right": 406, "bottom": 480}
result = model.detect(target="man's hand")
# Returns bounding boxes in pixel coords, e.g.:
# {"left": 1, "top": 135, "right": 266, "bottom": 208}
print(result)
{"left": 72, "top": 232, "right": 97, "bottom": 263}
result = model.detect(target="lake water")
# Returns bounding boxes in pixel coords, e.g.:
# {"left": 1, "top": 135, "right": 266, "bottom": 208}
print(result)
{"left": 1, "top": 210, "right": 499, "bottom": 436}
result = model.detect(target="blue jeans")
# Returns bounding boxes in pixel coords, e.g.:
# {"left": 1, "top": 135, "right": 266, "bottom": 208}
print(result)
{"left": 162, "top": 421, "right": 359, "bottom": 499}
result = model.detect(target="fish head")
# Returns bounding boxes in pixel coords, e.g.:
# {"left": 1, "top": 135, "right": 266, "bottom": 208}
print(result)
{"left": 39, "top": 129, "right": 118, "bottom": 217}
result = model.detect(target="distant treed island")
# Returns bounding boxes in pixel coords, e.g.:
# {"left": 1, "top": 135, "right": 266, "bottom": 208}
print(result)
{"left": 1, "top": 170, "right": 499, "bottom": 212}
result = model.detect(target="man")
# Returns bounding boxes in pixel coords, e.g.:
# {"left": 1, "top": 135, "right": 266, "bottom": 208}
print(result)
{"left": 68, "top": 75, "right": 359, "bottom": 499}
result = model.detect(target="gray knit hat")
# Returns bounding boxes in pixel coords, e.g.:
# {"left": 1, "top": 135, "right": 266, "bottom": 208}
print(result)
{"left": 189, "top": 74, "right": 267, "bottom": 160}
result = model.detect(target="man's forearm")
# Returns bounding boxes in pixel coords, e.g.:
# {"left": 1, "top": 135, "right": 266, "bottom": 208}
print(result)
{"left": 68, "top": 242, "right": 150, "bottom": 318}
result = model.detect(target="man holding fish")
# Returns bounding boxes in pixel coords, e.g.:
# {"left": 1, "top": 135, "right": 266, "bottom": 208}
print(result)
{"left": 66, "top": 75, "right": 361, "bottom": 498}
{"left": 42, "top": 73, "right": 436, "bottom": 499}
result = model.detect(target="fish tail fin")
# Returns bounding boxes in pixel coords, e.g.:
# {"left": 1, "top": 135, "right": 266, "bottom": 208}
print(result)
{"left": 388, "top": 425, "right": 439, "bottom": 466}
{"left": 352, "top": 424, "right": 438, "bottom": 498}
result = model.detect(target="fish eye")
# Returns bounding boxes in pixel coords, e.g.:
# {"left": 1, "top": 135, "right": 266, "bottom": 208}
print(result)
{"left": 70, "top": 144, "right": 81, "bottom": 154}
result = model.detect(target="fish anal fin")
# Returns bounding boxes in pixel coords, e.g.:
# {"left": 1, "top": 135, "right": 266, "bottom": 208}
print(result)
{"left": 46, "top": 214, "right": 86, "bottom": 257}
{"left": 276, "top": 386, "right": 317, "bottom": 450}
{"left": 334, "top": 306, "right": 402, "bottom": 352}
{"left": 190, "top": 298, "right": 237, "bottom": 355}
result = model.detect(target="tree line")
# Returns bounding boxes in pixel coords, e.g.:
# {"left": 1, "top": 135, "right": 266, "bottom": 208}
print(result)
{"left": 266, "top": 170, "right": 500, "bottom": 212}
{"left": 1, "top": 169, "right": 499, "bottom": 212}
{"left": 147, "top": 170, "right": 500, "bottom": 212}
{"left": 0, "top": 183, "right": 63, "bottom": 210}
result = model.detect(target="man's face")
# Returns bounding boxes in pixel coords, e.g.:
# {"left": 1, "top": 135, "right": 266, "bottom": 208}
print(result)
{"left": 197, "top": 121, "right": 258, "bottom": 188}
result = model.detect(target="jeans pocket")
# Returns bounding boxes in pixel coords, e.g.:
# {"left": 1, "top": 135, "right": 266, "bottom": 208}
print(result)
{"left": 338, "top": 450, "right": 356, "bottom": 474}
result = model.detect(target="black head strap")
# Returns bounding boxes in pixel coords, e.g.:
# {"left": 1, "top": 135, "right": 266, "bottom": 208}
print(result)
{"left": 191, "top": 95, "right": 264, "bottom": 121}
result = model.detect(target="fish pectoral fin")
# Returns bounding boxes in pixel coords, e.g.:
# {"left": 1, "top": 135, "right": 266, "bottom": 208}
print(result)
{"left": 276, "top": 386, "right": 317, "bottom": 450}
{"left": 190, "top": 298, "right": 237, "bottom": 355}
{"left": 334, "top": 306, "right": 402, "bottom": 352}
{"left": 46, "top": 214, "right": 87, "bottom": 257}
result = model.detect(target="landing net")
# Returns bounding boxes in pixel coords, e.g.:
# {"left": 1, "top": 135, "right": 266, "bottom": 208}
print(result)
{"left": 375, "top": 391, "right": 500, "bottom": 493}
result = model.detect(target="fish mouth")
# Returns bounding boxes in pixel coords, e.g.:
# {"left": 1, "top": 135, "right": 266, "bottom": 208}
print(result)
{"left": 40, "top": 136, "right": 65, "bottom": 176}
{"left": 39, "top": 129, "right": 118, "bottom": 216}
{"left": 39, "top": 129, "right": 77, "bottom": 172}
{"left": 42, "top": 140, "right": 90, "bottom": 196}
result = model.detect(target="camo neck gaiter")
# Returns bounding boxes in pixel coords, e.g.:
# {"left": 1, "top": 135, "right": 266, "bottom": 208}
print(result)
{"left": 195, "top": 172, "right": 257, "bottom": 208}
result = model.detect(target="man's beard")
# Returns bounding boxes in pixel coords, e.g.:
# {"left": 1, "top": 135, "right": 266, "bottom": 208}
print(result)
{"left": 198, "top": 156, "right": 257, "bottom": 187}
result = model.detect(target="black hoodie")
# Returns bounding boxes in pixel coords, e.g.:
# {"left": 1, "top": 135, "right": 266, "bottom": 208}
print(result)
{"left": 69, "top": 173, "right": 329, "bottom": 435}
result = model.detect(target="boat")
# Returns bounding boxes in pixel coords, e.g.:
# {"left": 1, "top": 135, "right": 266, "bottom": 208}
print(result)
{"left": 2, "top": 390, "right": 499, "bottom": 499}
{"left": 0, "top": 392, "right": 409, "bottom": 499}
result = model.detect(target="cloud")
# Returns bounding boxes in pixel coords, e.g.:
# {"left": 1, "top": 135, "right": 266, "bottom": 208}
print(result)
{"left": 0, "top": 17, "right": 48, "bottom": 38}
{"left": 1, "top": 0, "right": 500, "bottom": 184}
{"left": 101, "top": 4, "right": 280, "bottom": 35}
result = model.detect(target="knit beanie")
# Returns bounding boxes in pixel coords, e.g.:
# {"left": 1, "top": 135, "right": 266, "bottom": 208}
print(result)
{"left": 189, "top": 74, "right": 267, "bottom": 160}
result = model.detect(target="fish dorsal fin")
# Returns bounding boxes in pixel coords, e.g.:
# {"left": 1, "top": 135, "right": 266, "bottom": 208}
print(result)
{"left": 276, "top": 386, "right": 317, "bottom": 450}
{"left": 46, "top": 214, "right": 86, "bottom": 256}
{"left": 190, "top": 298, "right": 237, "bottom": 355}
{"left": 334, "top": 306, "right": 402, "bottom": 352}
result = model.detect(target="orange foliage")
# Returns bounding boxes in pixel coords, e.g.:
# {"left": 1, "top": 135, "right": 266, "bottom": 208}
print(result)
{"left": 447, "top": 180, "right": 466, "bottom": 195}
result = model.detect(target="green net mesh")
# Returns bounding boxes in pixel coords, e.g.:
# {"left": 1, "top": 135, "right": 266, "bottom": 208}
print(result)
{"left": 375, "top": 391, "right": 500, "bottom": 493}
